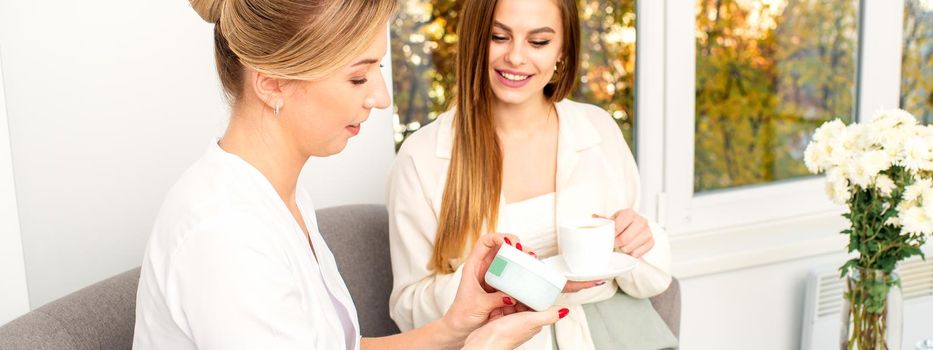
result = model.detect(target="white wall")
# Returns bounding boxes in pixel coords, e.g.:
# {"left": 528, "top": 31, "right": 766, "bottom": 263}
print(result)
{"left": 678, "top": 252, "right": 849, "bottom": 349}
{"left": 0, "top": 0, "right": 394, "bottom": 311}
{"left": 0, "top": 47, "right": 30, "bottom": 325}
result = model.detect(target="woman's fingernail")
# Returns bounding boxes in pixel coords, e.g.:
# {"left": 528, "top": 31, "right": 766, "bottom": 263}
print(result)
{"left": 504, "top": 237, "right": 512, "bottom": 246}
{"left": 503, "top": 297, "right": 514, "bottom": 305}
{"left": 595, "top": 281, "right": 606, "bottom": 286}
{"left": 558, "top": 308, "right": 569, "bottom": 319}
{"left": 530, "top": 252, "right": 538, "bottom": 258}
{"left": 516, "top": 242, "right": 523, "bottom": 251}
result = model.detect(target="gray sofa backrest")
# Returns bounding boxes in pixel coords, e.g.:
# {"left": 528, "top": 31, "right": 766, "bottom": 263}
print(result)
{"left": 0, "top": 268, "right": 138, "bottom": 350}
{"left": 315, "top": 204, "right": 402, "bottom": 337}
{"left": 0, "top": 204, "right": 680, "bottom": 349}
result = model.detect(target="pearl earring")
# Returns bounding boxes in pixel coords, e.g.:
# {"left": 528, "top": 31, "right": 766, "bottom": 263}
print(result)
{"left": 273, "top": 101, "right": 280, "bottom": 117}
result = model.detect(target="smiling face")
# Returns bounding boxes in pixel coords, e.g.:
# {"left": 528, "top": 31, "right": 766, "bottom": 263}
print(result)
{"left": 487, "top": 0, "right": 565, "bottom": 107}
{"left": 278, "top": 25, "right": 391, "bottom": 157}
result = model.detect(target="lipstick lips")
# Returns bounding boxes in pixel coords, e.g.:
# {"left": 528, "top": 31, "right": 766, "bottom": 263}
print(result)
{"left": 495, "top": 69, "right": 534, "bottom": 88}
{"left": 346, "top": 123, "right": 361, "bottom": 136}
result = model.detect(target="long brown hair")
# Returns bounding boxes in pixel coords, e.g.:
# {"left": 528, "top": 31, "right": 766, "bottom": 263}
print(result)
{"left": 431, "top": 0, "right": 580, "bottom": 273}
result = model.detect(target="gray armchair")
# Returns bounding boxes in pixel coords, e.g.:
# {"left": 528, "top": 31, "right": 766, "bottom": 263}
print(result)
{"left": 0, "top": 204, "right": 680, "bottom": 349}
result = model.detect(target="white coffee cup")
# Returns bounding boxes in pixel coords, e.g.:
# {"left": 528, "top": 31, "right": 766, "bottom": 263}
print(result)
{"left": 558, "top": 218, "right": 615, "bottom": 275}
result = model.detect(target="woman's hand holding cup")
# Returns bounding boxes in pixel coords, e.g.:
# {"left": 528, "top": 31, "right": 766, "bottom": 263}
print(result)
{"left": 594, "top": 209, "right": 655, "bottom": 258}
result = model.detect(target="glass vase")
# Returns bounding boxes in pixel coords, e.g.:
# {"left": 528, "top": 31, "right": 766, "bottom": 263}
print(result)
{"left": 839, "top": 268, "right": 903, "bottom": 350}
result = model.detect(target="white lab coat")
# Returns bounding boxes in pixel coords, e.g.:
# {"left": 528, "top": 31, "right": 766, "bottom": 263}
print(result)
{"left": 387, "top": 99, "right": 673, "bottom": 349}
{"left": 134, "top": 141, "right": 360, "bottom": 350}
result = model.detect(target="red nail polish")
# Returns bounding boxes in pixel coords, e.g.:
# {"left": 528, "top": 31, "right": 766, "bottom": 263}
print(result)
{"left": 558, "top": 308, "right": 569, "bottom": 319}
{"left": 516, "top": 242, "right": 523, "bottom": 251}
{"left": 504, "top": 237, "right": 512, "bottom": 246}
{"left": 503, "top": 297, "right": 514, "bottom": 305}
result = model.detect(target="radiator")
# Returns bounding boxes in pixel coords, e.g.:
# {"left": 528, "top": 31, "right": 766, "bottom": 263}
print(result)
{"left": 801, "top": 257, "right": 933, "bottom": 350}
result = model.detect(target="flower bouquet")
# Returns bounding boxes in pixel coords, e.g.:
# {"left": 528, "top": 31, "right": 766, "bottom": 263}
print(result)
{"left": 804, "top": 109, "right": 932, "bottom": 349}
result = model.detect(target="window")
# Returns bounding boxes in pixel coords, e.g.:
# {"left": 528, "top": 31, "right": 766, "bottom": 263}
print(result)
{"left": 389, "top": 0, "right": 638, "bottom": 150}
{"left": 694, "top": 0, "right": 860, "bottom": 193}
{"left": 901, "top": 0, "right": 933, "bottom": 124}
{"left": 389, "top": 0, "right": 457, "bottom": 147}
{"left": 661, "top": 0, "right": 864, "bottom": 234}
{"left": 573, "top": 0, "right": 637, "bottom": 147}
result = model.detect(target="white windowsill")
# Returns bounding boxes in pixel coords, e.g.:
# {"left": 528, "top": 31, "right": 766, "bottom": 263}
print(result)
{"left": 670, "top": 210, "right": 850, "bottom": 278}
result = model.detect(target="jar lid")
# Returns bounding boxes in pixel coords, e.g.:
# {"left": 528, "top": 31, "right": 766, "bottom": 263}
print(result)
{"left": 493, "top": 243, "right": 567, "bottom": 288}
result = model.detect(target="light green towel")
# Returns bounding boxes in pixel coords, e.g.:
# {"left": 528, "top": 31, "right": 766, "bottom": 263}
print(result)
{"left": 551, "top": 292, "right": 679, "bottom": 349}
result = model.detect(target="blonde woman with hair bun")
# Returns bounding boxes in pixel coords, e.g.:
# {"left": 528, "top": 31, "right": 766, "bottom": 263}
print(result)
{"left": 132, "top": 0, "right": 564, "bottom": 349}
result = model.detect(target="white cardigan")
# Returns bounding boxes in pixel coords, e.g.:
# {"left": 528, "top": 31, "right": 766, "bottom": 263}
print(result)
{"left": 387, "top": 99, "right": 672, "bottom": 349}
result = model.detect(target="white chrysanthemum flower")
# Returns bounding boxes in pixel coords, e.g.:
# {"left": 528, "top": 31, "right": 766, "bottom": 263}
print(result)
{"left": 826, "top": 169, "right": 851, "bottom": 204}
{"left": 903, "top": 136, "right": 933, "bottom": 172}
{"left": 916, "top": 125, "right": 932, "bottom": 150}
{"left": 805, "top": 138, "right": 841, "bottom": 174}
{"left": 880, "top": 128, "right": 911, "bottom": 163}
{"left": 812, "top": 119, "right": 846, "bottom": 143}
{"left": 832, "top": 124, "right": 861, "bottom": 154}
{"left": 923, "top": 138, "right": 933, "bottom": 172}
{"left": 826, "top": 180, "right": 851, "bottom": 205}
{"left": 904, "top": 178, "right": 932, "bottom": 204}
{"left": 806, "top": 120, "right": 846, "bottom": 173}
{"left": 921, "top": 182, "right": 933, "bottom": 211}
{"left": 900, "top": 205, "right": 933, "bottom": 235}
{"left": 804, "top": 143, "right": 822, "bottom": 173}
{"left": 872, "top": 108, "right": 919, "bottom": 130}
{"left": 890, "top": 109, "right": 920, "bottom": 128}
{"left": 860, "top": 150, "right": 892, "bottom": 179}
{"left": 847, "top": 161, "right": 872, "bottom": 189}
{"left": 830, "top": 144, "right": 854, "bottom": 171}
{"left": 851, "top": 125, "right": 876, "bottom": 153}
{"left": 862, "top": 122, "right": 883, "bottom": 144}
{"left": 885, "top": 216, "right": 902, "bottom": 227}
{"left": 898, "top": 200, "right": 914, "bottom": 217}
{"left": 914, "top": 124, "right": 933, "bottom": 139}
{"left": 874, "top": 174, "right": 896, "bottom": 197}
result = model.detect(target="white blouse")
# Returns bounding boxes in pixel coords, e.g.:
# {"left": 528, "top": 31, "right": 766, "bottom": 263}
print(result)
{"left": 133, "top": 141, "right": 360, "bottom": 350}
{"left": 498, "top": 193, "right": 558, "bottom": 259}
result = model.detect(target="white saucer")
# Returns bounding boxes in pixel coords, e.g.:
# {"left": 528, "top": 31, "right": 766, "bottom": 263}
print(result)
{"left": 542, "top": 253, "right": 639, "bottom": 282}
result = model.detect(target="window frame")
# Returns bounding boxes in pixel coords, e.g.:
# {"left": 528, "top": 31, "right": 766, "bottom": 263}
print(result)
{"left": 634, "top": 0, "right": 665, "bottom": 221}
{"left": 650, "top": 0, "right": 906, "bottom": 236}
{"left": 636, "top": 0, "right": 909, "bottom": 277}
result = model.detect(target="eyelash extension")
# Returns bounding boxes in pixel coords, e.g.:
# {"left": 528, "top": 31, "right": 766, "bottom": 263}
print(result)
{"left": 491, "top": 35, "right": 550, "bottom": 47}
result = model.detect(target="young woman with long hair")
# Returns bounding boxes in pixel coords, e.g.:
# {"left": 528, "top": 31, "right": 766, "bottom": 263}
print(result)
{"left": 388, "top": 0, "right": 678, "bottom": 348}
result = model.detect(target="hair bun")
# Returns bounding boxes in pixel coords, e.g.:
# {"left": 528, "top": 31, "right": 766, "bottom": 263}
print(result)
{"left": 190, "top": 0, "right": 224, "bottom": 23}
